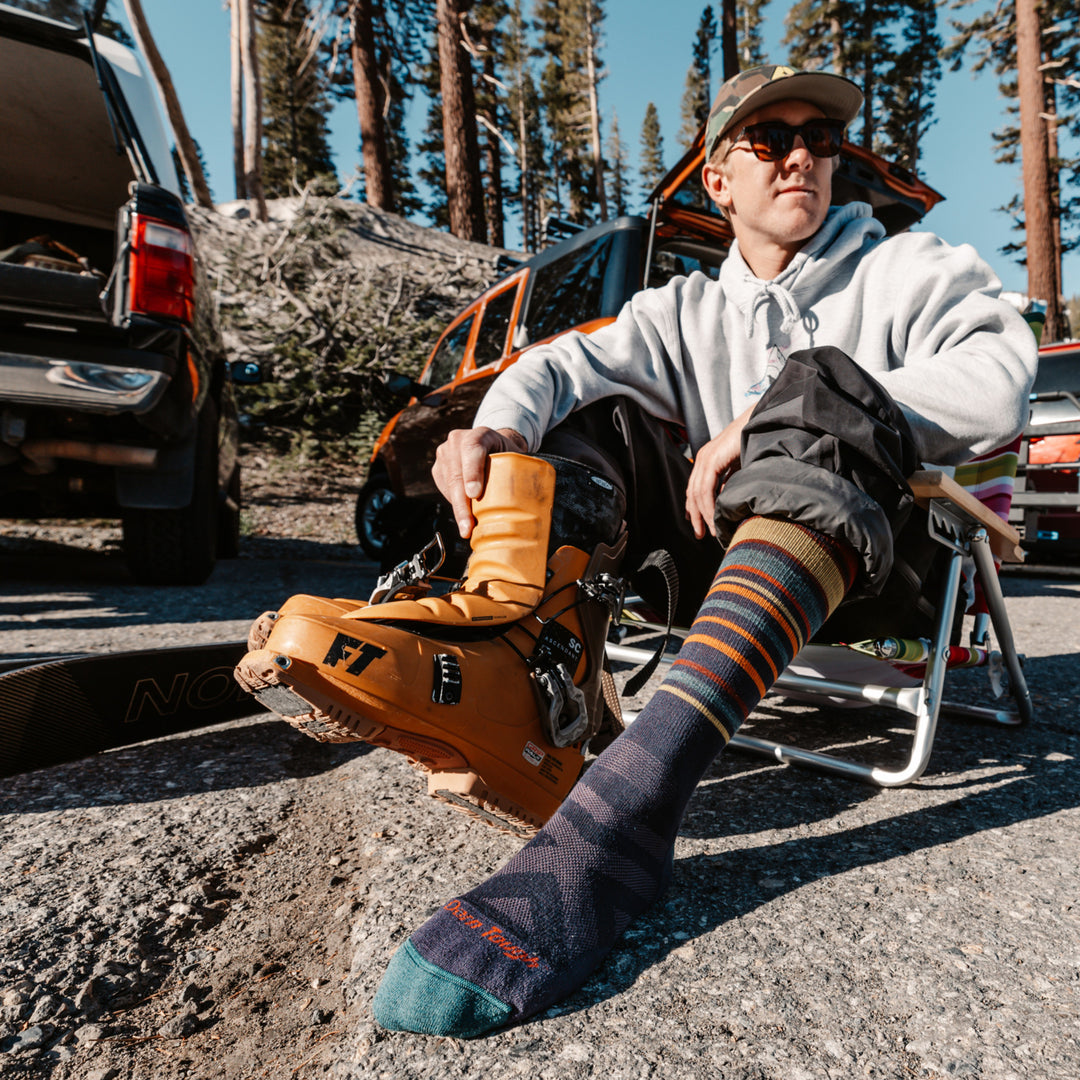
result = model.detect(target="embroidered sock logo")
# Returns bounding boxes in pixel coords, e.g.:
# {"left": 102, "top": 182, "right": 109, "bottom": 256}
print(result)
{"left": 444, "top": 899, "right": 542, "bottom": 969}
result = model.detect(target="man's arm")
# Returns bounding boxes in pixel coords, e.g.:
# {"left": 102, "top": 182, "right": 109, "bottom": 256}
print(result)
{"left": 433, "top": 275, "right": 719, "bottom": 537}
{"left": 685, "top": 405, "right": 754, "bottom": 539}
{"left": 864, "top": 234, "right": 1038, "bottom": 464}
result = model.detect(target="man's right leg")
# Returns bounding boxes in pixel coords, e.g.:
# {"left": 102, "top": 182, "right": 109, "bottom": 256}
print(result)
{"left": 372, "top": 515, "right": 858, "bottom": 1036}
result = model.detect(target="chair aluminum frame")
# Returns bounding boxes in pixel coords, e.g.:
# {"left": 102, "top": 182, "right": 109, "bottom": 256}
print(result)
{"left": 606, "top": 471, "right": 1034, "bottom": 787}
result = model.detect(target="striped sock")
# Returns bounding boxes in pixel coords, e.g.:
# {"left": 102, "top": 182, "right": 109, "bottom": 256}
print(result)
{"left": 373, "top": 518, "right": 858, "bottom": 1036}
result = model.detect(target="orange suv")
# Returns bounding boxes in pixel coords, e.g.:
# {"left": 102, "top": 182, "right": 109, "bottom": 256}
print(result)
{"left": 355, "top": 131, "right": 945, "bottom": 567}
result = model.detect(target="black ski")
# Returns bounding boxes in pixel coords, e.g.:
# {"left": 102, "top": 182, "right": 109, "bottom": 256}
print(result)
{"left": 1, "top": 641, "right": 264, "bottom": 778}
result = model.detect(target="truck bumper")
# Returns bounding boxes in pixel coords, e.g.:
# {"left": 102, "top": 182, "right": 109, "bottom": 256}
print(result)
{"left": 0, "top": 352, "right": 171, "bottom": 414}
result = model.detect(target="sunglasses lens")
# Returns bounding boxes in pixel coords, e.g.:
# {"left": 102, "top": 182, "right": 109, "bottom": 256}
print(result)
{"left": 803, "top": 121, "right": 843, "bottom": 156}
{"left": 747, "top": 125, "right": 791, "bottom": 161}
{"left": 743, "top": 121, "right": 843, "bottom": 161}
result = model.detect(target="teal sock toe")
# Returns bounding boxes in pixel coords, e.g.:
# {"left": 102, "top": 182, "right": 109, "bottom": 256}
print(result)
{"left": 373, "top": 939, "right": 513, "bottom": 1037}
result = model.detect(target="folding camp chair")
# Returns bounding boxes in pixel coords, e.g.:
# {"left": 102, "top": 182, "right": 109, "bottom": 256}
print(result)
{"left": 606, "top": 452, "right": 1034, "bottom": 787}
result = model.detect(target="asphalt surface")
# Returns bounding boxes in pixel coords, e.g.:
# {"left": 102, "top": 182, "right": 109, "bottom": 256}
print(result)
{"left": 1, "top": 542, "right": 1078, "bottom": 1079}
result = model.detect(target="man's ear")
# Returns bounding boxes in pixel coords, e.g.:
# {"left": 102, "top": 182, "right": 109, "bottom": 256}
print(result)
{"left": 702, "top": 161, "right": 731, "bottom": 214}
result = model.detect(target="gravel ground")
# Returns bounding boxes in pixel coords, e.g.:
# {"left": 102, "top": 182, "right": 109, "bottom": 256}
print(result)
{"left": 2, "top": 462, "right": 1079, "bottom": 1079}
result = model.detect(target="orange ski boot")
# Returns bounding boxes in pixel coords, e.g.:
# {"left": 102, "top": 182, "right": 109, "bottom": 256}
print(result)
{"left": 248, "top": 596, "right": 361, "bottom": 654}
{"left": 235, "top": 453, "right": 626, "bottom": 835}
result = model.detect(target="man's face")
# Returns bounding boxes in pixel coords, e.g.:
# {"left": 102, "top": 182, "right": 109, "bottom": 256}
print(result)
{"left": 702, "top": 99, "right": 835, "bottom": 275}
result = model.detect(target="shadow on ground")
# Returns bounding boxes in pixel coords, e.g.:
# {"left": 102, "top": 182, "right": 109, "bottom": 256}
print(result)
{"left": 0, "top": 716, "right": 371, "bottom": 813}
{"left": 548, "top": 653, "right": 1079, "bottom": 1022}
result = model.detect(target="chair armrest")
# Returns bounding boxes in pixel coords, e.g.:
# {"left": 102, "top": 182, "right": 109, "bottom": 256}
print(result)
{"left": 908, "top": 470, "right": 1025, "bottom": 563}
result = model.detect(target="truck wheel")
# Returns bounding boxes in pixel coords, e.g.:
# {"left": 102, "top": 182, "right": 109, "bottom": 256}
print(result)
{"left": 122, "top": 401, "right": 219, "bottom": 586}
{"left": 217, "top": 461, "right": 242, "bottom": 560}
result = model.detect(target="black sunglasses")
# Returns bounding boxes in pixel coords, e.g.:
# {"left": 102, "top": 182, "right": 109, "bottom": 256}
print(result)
{"left": 730, "top": 118, "right": 845, "bottom": 162}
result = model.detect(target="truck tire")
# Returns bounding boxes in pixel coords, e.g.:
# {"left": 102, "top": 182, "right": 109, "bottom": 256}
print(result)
{"left": 216, "top": 460, "right": 242, "bottom": 560}
{"left": 122, "top": 400, "right": 219, "bottom": 586}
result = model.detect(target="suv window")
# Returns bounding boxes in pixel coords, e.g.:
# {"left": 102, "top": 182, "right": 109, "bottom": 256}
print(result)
{"left": 523, "top": 234, "right": 617, "bottom": 345}
{"left": 473, "top": 285, "right": 517, "bottom": 368}
{"left": 648, "top": 242, "right": 724, "bottom": 289}
{"left": 424, "top": 314, "right": 474, "bottom": 388}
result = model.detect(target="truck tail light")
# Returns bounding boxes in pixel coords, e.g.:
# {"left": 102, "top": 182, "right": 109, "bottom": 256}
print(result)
{"left": 128, "top": 215, "right": 195, "bottom": 324}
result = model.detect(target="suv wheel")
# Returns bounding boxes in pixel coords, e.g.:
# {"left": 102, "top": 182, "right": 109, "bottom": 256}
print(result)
{"left": 122, "top": 400, "right": 219, "bottom": 586}
{"left": 355, "top": 467, "right": 469, "bottom": 574}
{"left": 355, "top": 468, "right": 398, "bottom": 561}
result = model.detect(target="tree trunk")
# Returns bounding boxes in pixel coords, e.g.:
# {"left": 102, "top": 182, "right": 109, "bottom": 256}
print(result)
{"left": 860, "top": 0, "right": 872, "bottom": 148}
{"left": 721, "top": 0, "right": 739, "bottom": 80}
{"left": 1042, "top": 50, "right": 1065, "bottom": 337}
{"left": 478, "top": 50, "right": 505, "bottom": 247}
{"left": 583, "top": 1, "right": 607, "bottom": 221}
{"left": 349, "top": 0, "right": 393, "bottom": 210}
{"left": 238, "top": 0, "right": 268, "bottom": 222}
{"left": 436, "top": 0, "right": 485, "bottom": 242}
{"left": 830, "top": 16, "right": 844, "bottom": 74}
{"left": 1015, "top": 0, "right": 1063, "bottom": 341}
{"left": 122, "top": 0, "right": 213, "bottom": 206}
{"left": 230, "top": 0, "right": 246, "bottom": 199}
{"left": 516, "top": 70, "right": 531, "bottom": 251}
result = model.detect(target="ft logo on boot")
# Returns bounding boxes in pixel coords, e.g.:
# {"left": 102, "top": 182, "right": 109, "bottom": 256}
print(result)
{"left": 322, "top": 634, "right": 387, "bottom": 677}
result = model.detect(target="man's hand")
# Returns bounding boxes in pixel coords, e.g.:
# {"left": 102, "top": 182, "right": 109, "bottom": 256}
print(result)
{"left": 433, "top": 427, "right": 529, "bottom": 538}
{"left": 684, "top": 406, "right": 753, "bottom": 540}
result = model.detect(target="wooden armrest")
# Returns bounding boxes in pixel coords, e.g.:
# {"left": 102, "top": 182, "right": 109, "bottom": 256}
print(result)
{"left": 908, "top": 470, "right": 1025, "bottom": 563}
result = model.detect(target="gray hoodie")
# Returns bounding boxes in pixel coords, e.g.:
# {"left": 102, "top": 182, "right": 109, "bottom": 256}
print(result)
{"left": 474, "top": 203, "right": 1038, "bottom": 466}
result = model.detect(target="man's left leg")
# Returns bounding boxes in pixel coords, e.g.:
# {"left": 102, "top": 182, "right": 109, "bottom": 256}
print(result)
{"left": 372, "top": 515, "right": 858, "bottom": 1036}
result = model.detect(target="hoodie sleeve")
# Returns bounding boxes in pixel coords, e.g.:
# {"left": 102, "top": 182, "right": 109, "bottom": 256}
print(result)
{"left": 865, "top": 232, "right": 1037, "bottom": 464}
{"left": 473, "top": 274, "right": 712, "bottom": 451}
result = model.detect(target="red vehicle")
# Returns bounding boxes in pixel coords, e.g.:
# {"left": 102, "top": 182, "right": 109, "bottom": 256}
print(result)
{"left": 355, "top": 129, "right": 945, "bottom": 567}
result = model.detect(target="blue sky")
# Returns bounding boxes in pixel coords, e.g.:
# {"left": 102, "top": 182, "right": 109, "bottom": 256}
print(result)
{"left": 124, "top": 0, "right": 1077, "bottom": 298}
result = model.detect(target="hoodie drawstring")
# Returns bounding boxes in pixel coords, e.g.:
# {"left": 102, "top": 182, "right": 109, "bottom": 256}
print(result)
{"left": 744, "top": 278, "right": 803, "bottom": 339}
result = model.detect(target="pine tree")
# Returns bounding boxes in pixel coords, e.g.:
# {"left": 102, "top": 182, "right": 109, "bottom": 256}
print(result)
{"left": 535, "top": 0, "right": 606, "bottom": 226}
{"left": 348, "top": 0, "right": 392, "bottom": 209}
{"left": 470, "top": 1, "right": 511, "bottom": 248}
{"left": 258, "top": 0, "right": 338, "bottom": 197}
{"left": 877, "top": 0, "right": 941, "bottom": 171}
{"left": 332, "top": 0, "right": 428, "bottom": 216}
{"left": 417, "top": 37, "right": 451, "bottom": 229}
{"left": 436, "top": 0, "right": 486, "bottom": 241}
{"left": 503, "top": 0, "right": 546, "bottom": 251}
{"left": 239, "top": 0, "right": 268, "bottom": 219}
{"left": 639, "top": 101, "right": 665, "bottom": 202}
{"left": 123, "top": 0, "right": 213, "bottom": 205}
{"left": 606, "top": 109, "right": 630, "bottom": 216}
{"left": 679, "top": 6, "right": 718, "bottom": 152}
{"left": 735, "top": 0, "right": 767, "bottom": 70}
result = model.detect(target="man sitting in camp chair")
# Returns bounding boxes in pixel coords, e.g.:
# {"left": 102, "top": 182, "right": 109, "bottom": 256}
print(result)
{"left": 359, "top": 64, "right": 1036, "bottom": 1036}
{"left": 239, "top": 64, "right": 1036, "bottom": 1035}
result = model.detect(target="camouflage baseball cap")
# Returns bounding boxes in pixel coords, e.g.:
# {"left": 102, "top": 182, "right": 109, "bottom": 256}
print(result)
{"left": 705, "top": 64, "right": 863, "bottom": 160}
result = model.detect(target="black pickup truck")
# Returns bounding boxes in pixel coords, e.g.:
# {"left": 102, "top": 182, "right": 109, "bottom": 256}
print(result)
{"left": 0, "top": 0, "right": 240, "bottom": 585}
